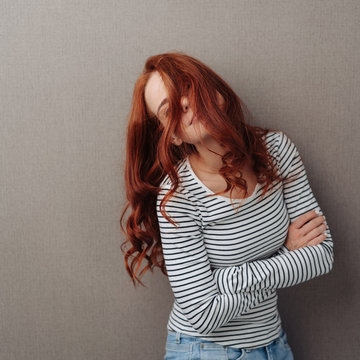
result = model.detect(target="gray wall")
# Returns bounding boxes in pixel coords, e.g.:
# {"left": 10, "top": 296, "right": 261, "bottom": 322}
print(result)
{"left": 1, "top": 1, "right": 359, "bottom": 359}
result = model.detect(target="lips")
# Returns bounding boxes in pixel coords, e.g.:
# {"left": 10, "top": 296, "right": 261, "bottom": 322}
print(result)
{"left": 190, "top": 116, "right": 197, "bottom": 126}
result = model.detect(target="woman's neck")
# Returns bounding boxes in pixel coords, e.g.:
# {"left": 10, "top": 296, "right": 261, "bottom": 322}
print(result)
{"left": 189, "top": 137, "right": 253, "bottom": 177}
{"left": 189, "top": 139, "right": 228, "bottom": 174}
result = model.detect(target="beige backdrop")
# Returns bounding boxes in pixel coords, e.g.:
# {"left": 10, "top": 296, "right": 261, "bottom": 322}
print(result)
{"left": 1, "top": 1, "right": 359, "bottom": 359}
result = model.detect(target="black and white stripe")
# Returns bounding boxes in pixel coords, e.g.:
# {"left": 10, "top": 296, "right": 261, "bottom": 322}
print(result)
{"left": 156, "top": 130, "right": 334, "bottom": 349}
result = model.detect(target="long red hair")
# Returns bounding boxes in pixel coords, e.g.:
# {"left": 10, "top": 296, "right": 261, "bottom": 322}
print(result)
{"left": 120, "top": 52, "right": 286, "bottom": 286}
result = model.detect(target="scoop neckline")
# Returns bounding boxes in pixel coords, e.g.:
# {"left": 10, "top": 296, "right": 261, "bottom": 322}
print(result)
{"left": 184, "top": 157, "right": 261, "bottom": 204}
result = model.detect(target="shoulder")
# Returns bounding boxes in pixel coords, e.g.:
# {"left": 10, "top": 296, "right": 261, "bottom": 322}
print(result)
{"left": 263, "top": 130, "right": 302, "bottom": 178}
{"left": 262, "top": 130, "right": 298, "bottom": 161}
{"left": 156, "top": 160, "right": 207, "bottom": 227}
{"left": 157, "top": 159, "right": 198, "bottom": 210}
{"left": 159, "top": 158, "right": 187, "bottom": 189}
{"left": 262, "top": 130, "right": 295, "bottom": 154}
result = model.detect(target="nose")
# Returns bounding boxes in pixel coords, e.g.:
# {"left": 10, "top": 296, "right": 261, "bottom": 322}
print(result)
{"left": 180, "top": 96, "right": 190, "bottom": 112}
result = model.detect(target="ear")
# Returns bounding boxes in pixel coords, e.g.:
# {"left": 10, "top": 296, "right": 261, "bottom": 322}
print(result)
{"left": 216, "top": 90, "right": 225, "bottom": 110}
{"left": 171, "top": 135, "right": 183, "bottom": 146}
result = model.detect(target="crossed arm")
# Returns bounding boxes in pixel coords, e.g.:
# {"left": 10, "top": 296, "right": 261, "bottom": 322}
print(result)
{"left": 157, "top": 131, "right": 333, "bottom": 335}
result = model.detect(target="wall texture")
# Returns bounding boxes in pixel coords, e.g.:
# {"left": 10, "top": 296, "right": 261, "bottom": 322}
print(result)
{"left": 1, "top": 1, "right": 359, "bottom": 359}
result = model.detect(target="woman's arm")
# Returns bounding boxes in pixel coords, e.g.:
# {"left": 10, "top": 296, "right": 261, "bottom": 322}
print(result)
{"left": 212, "top": 131, "right": 334, "bottom": 294}
{"left": 157, "top": 187, "right": 276, "bottom": 335}
{"left": 272, "top": 209, "right": 326, "bottom": 255}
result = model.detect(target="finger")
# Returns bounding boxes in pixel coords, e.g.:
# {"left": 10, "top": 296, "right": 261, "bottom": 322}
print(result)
{"left": 292, "top": 209, "right": 320, "bottom": 229}
{"left": 306, "top": 233, "right": 327, "bottom": 247}
{"left": 304, "top": 224, "right": 327, "bottom": 243}
{"left": 300, "top": 215, "right": 325, "bottom": 235}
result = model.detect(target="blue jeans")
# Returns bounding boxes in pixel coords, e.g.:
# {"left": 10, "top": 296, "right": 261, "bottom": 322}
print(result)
{"left": 164, "top": 328, "right": 295, "bottom": 360}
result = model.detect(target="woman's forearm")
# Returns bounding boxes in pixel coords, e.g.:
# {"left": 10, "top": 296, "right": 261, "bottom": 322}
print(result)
{"left": 212, "top": 236, "right": 333, "bottom": 295}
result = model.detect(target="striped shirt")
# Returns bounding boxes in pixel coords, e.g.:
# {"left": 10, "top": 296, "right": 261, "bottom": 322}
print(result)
{"left": 156, "top": 130, "right": 334, "bottom": 349}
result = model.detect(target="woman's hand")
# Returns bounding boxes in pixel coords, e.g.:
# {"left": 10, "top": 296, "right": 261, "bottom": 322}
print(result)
{"left": 285, "top": 210, "right": 327, "bottom": 251}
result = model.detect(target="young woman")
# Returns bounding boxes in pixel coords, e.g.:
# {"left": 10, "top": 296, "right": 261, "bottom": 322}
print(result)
{"left": 120, "top": 52, "right": 334, "bottom": 360}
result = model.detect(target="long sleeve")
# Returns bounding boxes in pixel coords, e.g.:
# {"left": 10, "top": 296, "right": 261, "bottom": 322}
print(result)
{"left": 157, "top": 187, "right": 276, "bottom": 335}
{"left": 212, "top": 131, "right": 334, "bottom": 294}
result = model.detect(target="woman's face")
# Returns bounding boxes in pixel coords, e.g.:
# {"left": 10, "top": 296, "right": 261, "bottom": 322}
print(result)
{"left": 144, "top": 71, "right": 212, "bottom": 147}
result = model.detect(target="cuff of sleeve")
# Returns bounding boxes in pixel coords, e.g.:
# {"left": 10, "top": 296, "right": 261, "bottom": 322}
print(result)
{"left": 213, "top": 267, "right": 237, "bottom": 294}
{"left": 277, "top": 245, "right": 290, "bottom": 254}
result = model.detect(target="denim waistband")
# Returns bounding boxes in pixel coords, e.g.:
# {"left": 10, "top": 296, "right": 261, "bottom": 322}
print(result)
{"left": 167, "top": 327, "right": 285, "bottom": 348}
